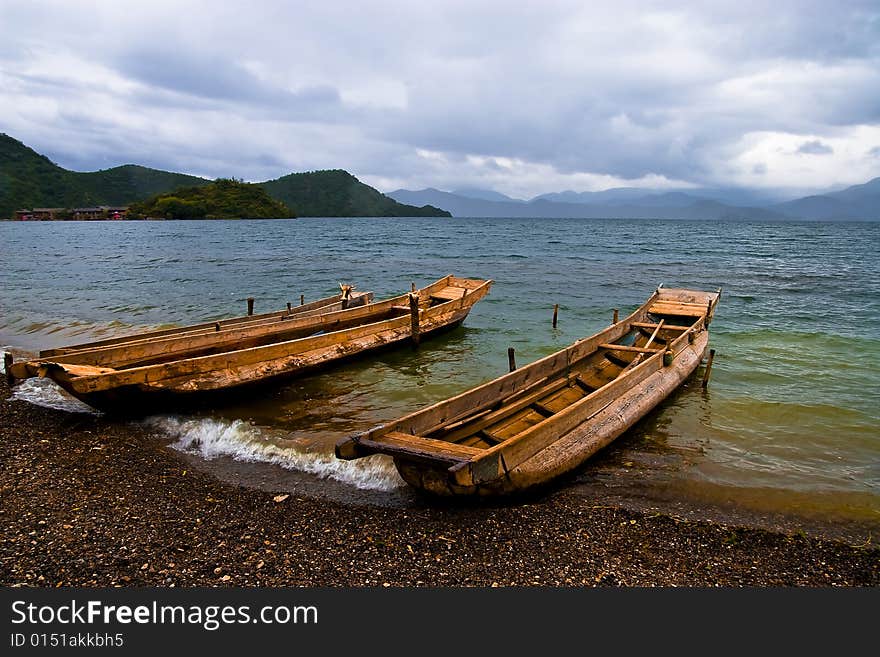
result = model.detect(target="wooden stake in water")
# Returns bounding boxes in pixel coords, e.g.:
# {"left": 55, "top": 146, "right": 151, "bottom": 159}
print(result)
{"left": 247, "top": 297, "right": 255, "bottom": 316}
{"left": 287, "top": 302, "right": 292, "bottom": 313}
{"left": 409, "top": 293, "right": 420, "bottom": 347}
{"left": 214, "top": 322, "right": 221, "bottom": 332}
{"left": 702, "top": 349, "right": 716, "bottom": 388}
{"left": 552, "top": 304, "right": 559, "bottom": 328}
{"left": 4, "top": 353, "right": 14, "bottom": 385}
{"left": 300, "top": 294, "right": 305, "bottom": 306}
{"left": 508, "top": 347, "right": 517, "bottom": 372}
{"left": 613, "top": 308, "right": 619, "bottom": 324}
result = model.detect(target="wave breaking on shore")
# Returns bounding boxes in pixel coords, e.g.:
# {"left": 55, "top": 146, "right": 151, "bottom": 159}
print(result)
{"left": 6, "top": 375, "right": 100, "bottom": 416}
{"left": 143, "top": 415, "right": 405, "bottom": 491}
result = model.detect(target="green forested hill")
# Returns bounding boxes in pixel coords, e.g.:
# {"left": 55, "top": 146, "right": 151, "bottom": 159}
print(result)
{"left": 1, "top": 134, "right": 451, "bottom": 219}
{"left": 260, "top": 169, "right": 451, "bottom": 217}
{"left": 0, "top": 133, "right": 209, "bottom": 217}
{"left": 68, "top": 165, "right": 210, "bottom": 206}
{"left": 128, "top": 179, "right": 293, "bottom": 219}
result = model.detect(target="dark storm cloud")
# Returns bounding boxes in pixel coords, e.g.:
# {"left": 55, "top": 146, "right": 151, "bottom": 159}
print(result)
{"left": 115, "top": 49, "right": 267, "bottom": 102}
{"left": 113, "top": 47, "right": 343, "bottom": 118}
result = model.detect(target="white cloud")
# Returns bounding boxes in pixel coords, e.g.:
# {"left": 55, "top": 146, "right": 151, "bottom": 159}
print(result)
{"left": 363, "top": 148, "right": 696, "bottom": 199}
{"left": 724, "top": 126, "right": 880, "bottom": 190}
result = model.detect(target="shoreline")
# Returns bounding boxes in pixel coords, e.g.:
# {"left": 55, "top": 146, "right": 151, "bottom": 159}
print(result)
{"left": 1, "top": 378, "right": 876, "bottom": 587}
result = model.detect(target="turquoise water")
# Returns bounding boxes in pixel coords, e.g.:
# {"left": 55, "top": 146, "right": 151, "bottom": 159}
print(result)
{"left": 1, "top": 218, "right": 878, "bottom": 523}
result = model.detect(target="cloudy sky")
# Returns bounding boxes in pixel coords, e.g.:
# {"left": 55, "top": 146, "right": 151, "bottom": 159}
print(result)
{"left": 1, "top": 0, "right": 878, "bottom": 199}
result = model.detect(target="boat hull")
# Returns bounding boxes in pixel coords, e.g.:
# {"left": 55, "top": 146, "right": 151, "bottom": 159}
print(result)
{"left": 395, "top": 331, "right": 707, "bottom": 496}
{"left": 50, "top": 314, "right": 471, "bottom": 414}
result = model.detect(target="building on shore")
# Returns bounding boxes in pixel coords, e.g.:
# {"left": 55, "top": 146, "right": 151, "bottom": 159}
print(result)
{"left": 72, "top": 207, "right": 105, "bottom": 220}
{"left": 14, "top": 206, "right": 128, "bottom": 220}
{"left": 14, "top": 208, "right": 66, "bottom": 220}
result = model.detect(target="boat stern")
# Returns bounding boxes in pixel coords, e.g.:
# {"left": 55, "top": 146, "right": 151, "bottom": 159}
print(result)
{"left": 335, "top": 429, "right": 492, "bottom": 496}
{"left": 651, "top": 286, "right": 721, "bottom": 323}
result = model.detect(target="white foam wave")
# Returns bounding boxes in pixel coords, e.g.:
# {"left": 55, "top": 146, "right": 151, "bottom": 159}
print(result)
{"left": 143, "top": 415, "right": 405, "bottom": 491}
{"left": 11, "top": 377, "right": 100, "bottom": 415}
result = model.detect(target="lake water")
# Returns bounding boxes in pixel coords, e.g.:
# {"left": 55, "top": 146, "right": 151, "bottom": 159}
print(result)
{"left": 1, "top": 217, "right": 878, "bottom": 530}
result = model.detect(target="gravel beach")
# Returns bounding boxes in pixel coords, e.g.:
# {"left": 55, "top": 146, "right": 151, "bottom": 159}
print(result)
{"left": 1, "top": 378, "right": 877, "bottom": 587}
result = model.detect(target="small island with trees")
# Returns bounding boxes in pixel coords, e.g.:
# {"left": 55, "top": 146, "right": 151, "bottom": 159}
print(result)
{"left": 128, "top": 178, "right": 293, "bottom": 219}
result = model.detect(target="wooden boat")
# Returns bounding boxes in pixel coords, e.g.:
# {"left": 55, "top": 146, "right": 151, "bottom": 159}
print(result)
{"left": 336, "top": 286, "right": 720, "bottom": 496}
{"left": 6, "top": 275, "right": 492, "bottom": 413}
{"left": 35, "top": 284, "right": 372, "bottom": 359}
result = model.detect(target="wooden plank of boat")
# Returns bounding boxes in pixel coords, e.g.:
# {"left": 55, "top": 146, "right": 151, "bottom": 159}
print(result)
{"left": 9, "top": 275, "right": 492, "bottom": 412}
{"left": 598, "top": 344, "right": 663, "bottom": 354}
{"left": 357, "top": 431, "right": 484, "bottom": 465}
{"left": 335, "top": 285, "right": 720, "bottom": 496}
{"left": 647, "top": 301, "right": 707, "bottom": 317}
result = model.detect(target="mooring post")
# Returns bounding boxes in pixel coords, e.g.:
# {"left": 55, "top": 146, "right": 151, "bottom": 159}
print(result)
{"left": 508, "top": 347, "right": 517, "bottom": 372}
{"left": 214, "top": 322, "right": 221, "bottom": 332}
{"left": 4, "top": 353, "right": 14, "bottom": 385}
{"left": 287, "top": 302, "right": 292, "bottom": 313}
{"left": 552, "top": 304, "right": 559, "bottom": 329}
{"left": 613, "top": 308, "right": 619, "bottom": 324}
{"left": 300, "top": 294, "right": 305, "bottom": 306}
{"left": 702, "top": 349, "right": 716, "bottom": 388}
{"left": 409, "top": 293, "right": 420, "bottom": 347}
{"left": 247, "top": 297, "right": 255, "bottom": 316}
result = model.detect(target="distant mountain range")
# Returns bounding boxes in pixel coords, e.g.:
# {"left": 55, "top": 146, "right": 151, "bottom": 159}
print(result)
{"left": 0, "top": 134, "right": 449, "bottom": 218}
{"left": 390, "top": 179, "right": 880, "bottom": 220}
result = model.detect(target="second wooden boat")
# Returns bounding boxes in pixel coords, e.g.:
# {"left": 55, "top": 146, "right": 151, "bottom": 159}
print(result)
{"left": 35, "top": 284, "right": 372, "bottom": 359}
{"left": 336, "top": 286, "right": 720, "bottom": 496}
{"left": 7, "top": 275, "right": 492, "bottom": 413}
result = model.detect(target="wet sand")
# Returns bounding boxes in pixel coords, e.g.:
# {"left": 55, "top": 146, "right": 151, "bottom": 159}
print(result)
{"left": 0, "top": 378, "right": 877, "bottom": 587}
